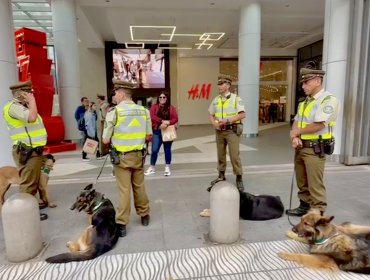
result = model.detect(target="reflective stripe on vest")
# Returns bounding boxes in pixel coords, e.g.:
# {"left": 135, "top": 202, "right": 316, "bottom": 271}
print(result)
{"left": 297, "top": 93, "right": 336, "bottom": 140}
{"left": 213, "top": 94, "right": 240, "bottom": 123}
{"left": 111, "top": 103, "right": 147, "bottom": 152}
{"left": 3, "top": 102, "right": 47, "bottom": 147}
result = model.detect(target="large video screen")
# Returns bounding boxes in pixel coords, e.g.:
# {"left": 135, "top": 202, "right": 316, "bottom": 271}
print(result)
{"left": 112, "top": 49, "right": 165, "bottom": 89}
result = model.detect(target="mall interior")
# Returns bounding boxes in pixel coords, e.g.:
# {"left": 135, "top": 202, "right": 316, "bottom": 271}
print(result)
{"left": 1, "top": 0, "right": 370, "bottom": 279}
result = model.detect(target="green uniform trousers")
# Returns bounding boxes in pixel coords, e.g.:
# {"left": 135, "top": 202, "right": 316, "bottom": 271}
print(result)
{"left": 114, "top": 150, "right": 150, "bottom": 225}
{"left": 12, "top": 147, "right": 43, "bottom": 195}
{"left": 215, "top": 129, "right": 242, "bottom": 176}
{"left": 294, "top": 147, "right": 326, "bottom": 211}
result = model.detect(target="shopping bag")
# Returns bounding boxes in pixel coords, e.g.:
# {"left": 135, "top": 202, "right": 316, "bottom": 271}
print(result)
{"left": 83, "top": 138, "right": 98, "bottom": 154}
{"left": 161, "top": 125, "right": 177, "bottom": 142}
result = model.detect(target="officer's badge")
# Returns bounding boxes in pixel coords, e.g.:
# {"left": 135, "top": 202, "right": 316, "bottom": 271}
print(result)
{"left": 323, "top": 105, "right": 334, "bottom": 114}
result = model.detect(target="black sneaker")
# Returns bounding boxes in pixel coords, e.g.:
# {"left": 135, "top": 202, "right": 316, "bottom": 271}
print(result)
{"left": 117, "top": 224, "right": 127, "bottom": 237}
{"left": 40, "top": 213, "right": 48, "bottom": 221}
{"left": 141, "top": 215, "right": 150, "bottom": 226}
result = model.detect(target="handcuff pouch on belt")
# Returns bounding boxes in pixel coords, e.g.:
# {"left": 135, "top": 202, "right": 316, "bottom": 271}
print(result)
{"left": 16, "top": 142, "right": 34, "bottom": 164}
{"left": 311, "top": 136, "right": 335, "bottom": 157}
{"left": 234, "top": 123, "right": 243, "bottom": 136}
{"left": 109, "top": 147, "right": 120, "bottom": 165}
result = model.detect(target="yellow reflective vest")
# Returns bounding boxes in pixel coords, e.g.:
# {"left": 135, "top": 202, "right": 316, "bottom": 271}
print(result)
{"left": 213, "top": 93, "right": 241, "bottom": 123}
{"left": 111, "top": 103, "right": 147, "bottom": 152}
{"left": 297, "top": 93, "right": 336, "bottom": 140}
{"left": 3, "top": 101, "right": 47, "bottom": 147}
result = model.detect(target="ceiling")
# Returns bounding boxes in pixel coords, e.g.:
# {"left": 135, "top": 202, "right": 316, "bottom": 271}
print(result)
{"left": 11, "top": 0, "right": 325, "bottom": 52}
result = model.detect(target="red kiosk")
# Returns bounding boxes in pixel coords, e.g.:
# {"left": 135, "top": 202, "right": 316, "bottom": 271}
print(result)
{"left": 15, "top": 27, "right": 76, "bottom": 153}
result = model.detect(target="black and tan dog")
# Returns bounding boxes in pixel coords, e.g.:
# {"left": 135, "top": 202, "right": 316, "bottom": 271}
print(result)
{"left": 201, "top": 189, "right": 284, "bottom": 221}
{"left": 279, "top": 210, "right": 370, "bottom": 274}
{"left": 239, "top": 192, "right": 284, "bottom": 220}
{"left": 46, "top": 184, "right": 119, "bottom": 263}
{"left": 0, "top": 154, "right": 56, "bottom": 208}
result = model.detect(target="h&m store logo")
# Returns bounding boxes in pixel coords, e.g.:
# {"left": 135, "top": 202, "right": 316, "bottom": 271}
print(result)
{"left": 187, "top": 83, "right": 211, "bottom": 100}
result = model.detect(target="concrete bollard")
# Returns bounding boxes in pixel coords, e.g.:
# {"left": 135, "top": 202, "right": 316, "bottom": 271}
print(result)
{"left": 209, "top": 181, "right": 240, "bottom": 244}
{"left": 2, "top": 193, "right": 43, "bottom": 262}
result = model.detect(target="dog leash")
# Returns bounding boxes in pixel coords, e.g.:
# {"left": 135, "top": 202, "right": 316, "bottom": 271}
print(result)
{"left": 287, "top": 168, "right": 296, "bottom": 227}
{"left": 94, "top": 155, "right": 109, "bottom": 185}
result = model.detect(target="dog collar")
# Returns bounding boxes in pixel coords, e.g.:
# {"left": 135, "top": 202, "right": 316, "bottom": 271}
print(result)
{"left": 314, "top": 232, "right": 339, "bottom": 245}
{"left": 41, "top": 166, "right": 51, "bottom": 175}
{"left": 92, "top": 200, "right": 105, "bottom": 213}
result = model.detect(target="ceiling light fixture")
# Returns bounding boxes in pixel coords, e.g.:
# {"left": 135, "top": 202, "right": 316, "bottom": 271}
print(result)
{"left": 130, "top": 25, "right": 176, "bottom": 42}
{"left": 199, "top": 32, "right": 225, "bottom": 41}
{"left": 125, "top": 42, "right": 144, "bottom": 49}
{"left": 195, "top": 43, "right": 213, "bottom": 50}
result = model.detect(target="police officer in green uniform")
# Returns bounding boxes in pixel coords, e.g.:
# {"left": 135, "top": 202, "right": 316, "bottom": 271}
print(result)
{"left": 208, "top": 75, "right": 246, "bottom": 192}
{"left": 286, "top": 65, "right": 340, "bottom": 216}
{"left": 103, "top": 80, "right": 152, "bottom": 237}
{"left": 3, "top": 81, "right": 48, "bottom": 221}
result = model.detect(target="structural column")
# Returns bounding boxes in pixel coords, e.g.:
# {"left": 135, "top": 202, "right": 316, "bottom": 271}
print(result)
{"left": 322, "top": 0, "right": 351, "bottom": 155}
{"left": 51, "top": 0, "right": 80, "bottom": 140}
{"left": 238, "top": 3, "right": 261, "bottom": 137}
{"left": 0, "top": 0, "right": 18, "bottom": 166}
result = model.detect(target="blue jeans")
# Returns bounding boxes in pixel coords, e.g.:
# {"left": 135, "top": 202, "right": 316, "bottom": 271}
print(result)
{"left": 150, "top": 129, "right": 173, "bottom": 165}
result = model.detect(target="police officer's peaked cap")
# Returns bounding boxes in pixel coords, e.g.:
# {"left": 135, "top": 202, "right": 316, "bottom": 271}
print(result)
{"left": 9, "top": 80, "right": 32, "bottom": 92}
{"left": 217, "top": 74, "right": 233, "bottom": 85}
{"left": 300, "top": 61, "right": 325, "bottom": 83}
{"left": 112, "top": 79, "right": 137, "bottom": 91}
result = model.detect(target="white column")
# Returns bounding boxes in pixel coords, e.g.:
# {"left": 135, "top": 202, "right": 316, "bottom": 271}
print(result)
{"left": 51, "top": 0, "right": 80, "bottom": 140}
{"left": 322, "top": 0, "right": 351, "bottom": 155}
{"left": 238, "top": 3, "right": 261, "bottom": 137}
{"left": 0, "top": 0, "right": 17, "bottom": 166}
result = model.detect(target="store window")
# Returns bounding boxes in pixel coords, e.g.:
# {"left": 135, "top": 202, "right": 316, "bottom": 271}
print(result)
{"left": 219, "top": 58, "right": 292, "bottom": 124}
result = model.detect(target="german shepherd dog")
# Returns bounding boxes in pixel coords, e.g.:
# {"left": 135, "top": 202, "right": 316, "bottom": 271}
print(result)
{"left": 46, "top": 184, "right": 119, "bottom": 263}
{"left": 0, "top": 154, "right": 56, "bottom": 207}
{"left": 239, "top": 192, "right": 284, "bottom": 220}
{"left": 279, "top": 210, "right": 370, "bottom": 274}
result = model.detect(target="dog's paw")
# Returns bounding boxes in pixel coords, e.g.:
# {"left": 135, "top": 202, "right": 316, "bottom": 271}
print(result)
{"left": 48, "top": 202, "right": 57, "bottom": 208}
{"left": 286, "top": 230, "right": 309, "bottom": 244}
{"left": 278, "top": 252, "right": 295, "bottom": 261}
{"left": 199, "top": 208, "right": 211, "bottom": 217}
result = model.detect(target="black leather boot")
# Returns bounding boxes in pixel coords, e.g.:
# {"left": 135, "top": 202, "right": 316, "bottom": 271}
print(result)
{"left": 286, "top": 200, "right": 310, "bottom": 217}
{"left": 207, "top": 171, "right": 226, "bottom": 192}
{"left": 236, "top": 175, "right": 244, "bottom": 192}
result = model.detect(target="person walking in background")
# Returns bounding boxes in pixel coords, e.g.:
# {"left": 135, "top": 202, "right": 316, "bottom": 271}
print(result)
{"left": 83, "top": 102, "right": 101, "bottom": 161}
{"left": 144, "top": 91, "right": 178, "bottom": 177}
{"left": 3, "top": 81, "right": 48, "bottom": 221}
{"left": 208, "top": 75, "right": 246, "bottom": 192}
{"left": 96, "top": 95, "right": 109, "bottom": 156}
{"left": 286, "top": 63, "right": 340, "bottom": 217}
{"left": 103, "top": 80, "right": 152, "bottom": 238}
{"left": 74, "top": 97, "right": 89, "bottom": 160}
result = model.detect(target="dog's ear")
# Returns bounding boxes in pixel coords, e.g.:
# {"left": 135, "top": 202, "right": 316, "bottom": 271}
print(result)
{"left": 87, "top": 189, "right": 96, "bottom": 196}
{"left": 316, "top": 215, "right": 334, "bottom": 226}
{"left": 84, "top": 184, "right": 93, "bottom": 190}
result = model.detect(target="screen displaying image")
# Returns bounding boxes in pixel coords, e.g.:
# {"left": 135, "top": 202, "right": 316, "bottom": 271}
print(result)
{"left": 112, "top": 49, "right": 165, "bottom": 88}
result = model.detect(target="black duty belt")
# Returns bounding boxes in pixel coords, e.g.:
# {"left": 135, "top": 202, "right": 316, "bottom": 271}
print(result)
{"left": 122, "top": 149, "right": 144, "bottom": 155}
{"left": 301, "top": 140, "right": 319, "bottom": 148}
{"left": 221, "top": 124, "right": 237, "bottom": 131}
{"left": 13, "top": 144, "right": 44, "bottom": 154}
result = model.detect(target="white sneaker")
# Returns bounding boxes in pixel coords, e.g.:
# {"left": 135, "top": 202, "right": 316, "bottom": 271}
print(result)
{"left": 82, "top": 158, "right": 91, "bottom": 162}
{"left": 164, "top": 166, "right": 171, "bottom": 176}
{"left": 144, "top": 166, "right": 156, "bottom": 175}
